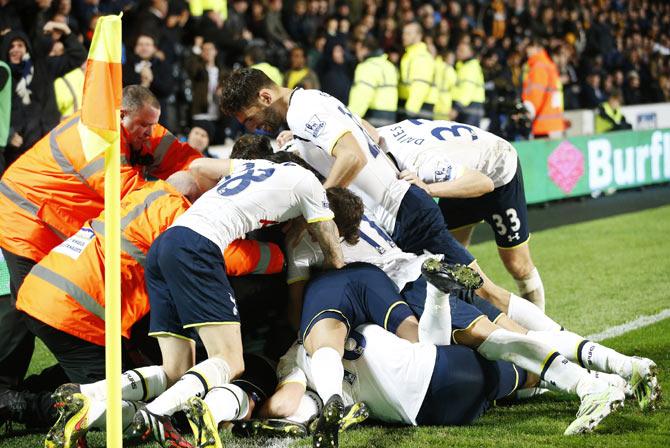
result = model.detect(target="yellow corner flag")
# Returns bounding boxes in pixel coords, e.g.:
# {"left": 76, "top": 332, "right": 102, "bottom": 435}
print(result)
{"left": 80, "top": 13, "right": 124, "bottom": 448}
{"left": 80, "top": 13, "right": 122, "bottom": 161}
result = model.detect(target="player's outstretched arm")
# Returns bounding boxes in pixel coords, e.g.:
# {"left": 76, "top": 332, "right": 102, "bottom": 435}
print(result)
{"left": 189, "top": 158, "right": 232, "bottom": 192}
{"left": 323, "top": 132, "right": 367, "bottom": 189}
{"left": 306, "top": 220, "right": 344, "bottom": 269}
{"left": 400, "top": 168, "right": 494, "bottom": 198}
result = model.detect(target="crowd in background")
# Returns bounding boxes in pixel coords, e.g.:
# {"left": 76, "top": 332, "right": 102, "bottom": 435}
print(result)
{"left": 1, "top": 0, "right": 669, "bottom": 167}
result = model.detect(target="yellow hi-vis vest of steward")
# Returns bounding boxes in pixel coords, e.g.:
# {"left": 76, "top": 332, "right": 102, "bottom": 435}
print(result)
{"left": 54, "top": 67, "right": 85, "bottom": 118}
{"left": 453, "top": 58, "right": 485, "bottom": 107}
{"left": 433, "top": 57, "right": 457, "bottom": 119}
{"left": 348, "top": 53, "right": 398, "bottom": 119}
{"left": 399, "top": 42, "right": 436, "bottom": 115}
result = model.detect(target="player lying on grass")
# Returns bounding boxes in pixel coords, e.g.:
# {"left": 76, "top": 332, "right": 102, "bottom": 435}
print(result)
{"left": 284, "top": 205, "right": 660, "bottom": 437}
{"left": 220, "top": 68, "right": 532, "bottom": 331}
{"left": 377, "top": 118, "right": 545, "bottom": 310}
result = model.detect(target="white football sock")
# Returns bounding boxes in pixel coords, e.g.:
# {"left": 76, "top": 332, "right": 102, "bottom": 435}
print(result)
{"left": 418, "top": 283, "right": 452, "bottom": 345}
{"left": 477, "top": 328, "right": 594, "bottom": 397}
{"left": 146, "top": 357, "right": 231, "bottom": 416}
{"left": 507, "top": 293, "right": 561, "bottom": 331}
{"left": 527, "top": 330, "right": 633, "bottom": 379}
{"left": 514, "top": 267, "right": 545, "bottom": 311}
{"left": 310, "top": 347, "right": 344, "bottom": 403}
{"left": 288, "top": 390, "right": 322, "bottom": 424}
{"left": 204, "top": 384, "right": 250, "bottom": 425}
{"left": 88, "top": 399, "right": 141, "bottom": 432}
{"left": 80, "top": 366, "right": 167, "bottom": 402}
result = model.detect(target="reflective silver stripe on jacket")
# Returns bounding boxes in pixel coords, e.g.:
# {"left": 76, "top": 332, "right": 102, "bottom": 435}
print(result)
{"left": 31, "top": 264, "right": 105, "bottom": 320}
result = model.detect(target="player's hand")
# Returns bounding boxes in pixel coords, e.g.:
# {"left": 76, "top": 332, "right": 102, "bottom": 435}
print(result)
{"left": 277, "top": 130, "right": 294, "bottom": 148}
{"left": 399, "top": 170, "right": 431, "bottom": 194}
{"left": 283, "top": 217, "right": 308, "bottom": 248}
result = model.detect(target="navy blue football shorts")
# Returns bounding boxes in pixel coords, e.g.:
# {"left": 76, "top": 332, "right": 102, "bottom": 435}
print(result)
{"left": 438, "top": 159, "right": 530, "bottom": 249}
{"left": 299, "top": 262, "right": 414, "bottom": 343}
{"left": 392, "top": 184, "right": 475, "bottom": 265}
{"left": 146, "top": 226, "right": 239, "bottom": 341}
{"left": 415, "top": 344, "right": 527, "bottom": 425}
{"left": 401, "top": 277, "right": 503, "bottom": 343}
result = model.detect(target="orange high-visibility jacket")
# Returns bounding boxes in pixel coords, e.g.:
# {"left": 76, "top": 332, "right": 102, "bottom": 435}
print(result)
{"left": 16, "top": 181, "right": 284, "bottom": 346}
{"left": 522, "top": 49, "right": 566, "bottom": 136}
{"left": 0, "top": 112, "right": 202, "bottom": 262}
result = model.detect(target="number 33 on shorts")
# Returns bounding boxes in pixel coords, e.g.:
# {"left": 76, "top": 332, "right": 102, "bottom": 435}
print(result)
{"left": 491, "top": 208, "right": 521, "bottom": 236}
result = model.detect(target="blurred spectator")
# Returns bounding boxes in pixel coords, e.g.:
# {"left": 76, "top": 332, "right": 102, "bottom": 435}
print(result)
{"left": 0, "top": 20, "right": 86, "bottom": 167}
{"left": 284, "top": 46, "right": 320, "bottom": 89}
{"left": 595, "top": 89, "right": 631, "bottom": 134}
{"left": 185, "top": 39, "right": 224, "bottom": 144}
{"left": 187, "top": 124, "right": 212, "bottom": 156}
{"left": 122, "top": 33, "right": 175, "bottom": 127}
{"left": 581, "top": 71, "right": 606, "bottom": 109}
{"left": 399, "top": 21, "right": 435, "bottom": 119}
{"left": 522, "top": 38, "right": 565, "bottom": 139}
{"left": 623, "top": 70, "right": 643, "bottom": 105}
{"left": 348, "top": 36, "right": 398, "bottom": 126}
{"left": 285, "top": 0, "right": 308, "bottom": 46}
{"left": 317, "top": 39, "right": 354, "bottom": 104}
{"left": 452, "top": 40, "right": 485, "bottom": 126}
{"left": 244, "top": 45, "right": 283, "bottom": 86}
{"left": 265, "top": 0, "right": 295, "bottom": 53}
{"left": 433, "top": 49, "right": 457, "bottom": 121}
{"left": 556, "top": 44, "right": 581, "bottom": 110}
{"left": 217, "top": 0, "right": 253, "bottom": 66}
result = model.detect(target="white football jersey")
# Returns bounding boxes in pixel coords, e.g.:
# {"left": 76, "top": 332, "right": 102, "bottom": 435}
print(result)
{"left": 379, "top": 119, "right": 518, "bottom": 188}
{"left": 278, "top": 324, "right": 436, "bottom": 425}
{"left": 287, "top": 211, "right": 430, "bottom": 291}
{"left": 286, "top": 89, "right": 410, "bottom": 233}
{"left": 172, "top": 159, "right": 334, "bottom": 254}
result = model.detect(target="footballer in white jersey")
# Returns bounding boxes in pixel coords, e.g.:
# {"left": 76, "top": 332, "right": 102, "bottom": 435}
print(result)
{"left": 173, "top": 159, "right": 335, "bottom": 254}
{"left": 136, "top": 158, "right": 345, "bottom": 442}
{"left": 286, "top": 88, "right": 409, "bottom": 233}
{"left": 276, "top": 324, "right": 528, "bottom": 426}
{"left": 378, "top": 119, "right": 545, "bottom": 310}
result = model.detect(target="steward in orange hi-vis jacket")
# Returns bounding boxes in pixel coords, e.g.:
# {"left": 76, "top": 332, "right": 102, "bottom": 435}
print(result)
{"left": 16, "top": 178, "right": 283, "bottom": 382}
{"left": 0, "top": 86, "right": 201, "bottom": 389}
{"left": 522, "top": 41, "right": 566, "bottom": 138}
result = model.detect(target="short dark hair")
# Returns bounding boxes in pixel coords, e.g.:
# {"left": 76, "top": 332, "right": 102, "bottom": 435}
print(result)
{"left": 219, "top": 68, "right": 276, "bottom": 117}
{"left": 230, "top": 134, "right": 274, "bottom": 159}
{"left": 326, "top": 187, "right": 363, "bottom": 245}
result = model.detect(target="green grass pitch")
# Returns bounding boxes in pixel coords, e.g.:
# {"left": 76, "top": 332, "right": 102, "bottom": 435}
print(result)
{"left": 2, "top": 204, "right": 670, "bottom": 447}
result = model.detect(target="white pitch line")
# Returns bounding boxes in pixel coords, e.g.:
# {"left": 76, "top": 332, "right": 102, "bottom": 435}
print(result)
{"left": 586, "top": 308, "right": 670, "bottom": 342}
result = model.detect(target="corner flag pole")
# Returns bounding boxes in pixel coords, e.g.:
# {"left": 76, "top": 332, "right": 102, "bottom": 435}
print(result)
{"left": 79, "top": 13, "right": 124, "bottom": 447}
{"left": 104, "top": 122, "right": 122, "bottom": 448}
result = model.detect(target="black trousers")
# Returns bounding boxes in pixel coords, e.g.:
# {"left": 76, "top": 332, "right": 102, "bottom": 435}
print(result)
{"left": 0, "top": 248, "right": 37, "bottom": 388}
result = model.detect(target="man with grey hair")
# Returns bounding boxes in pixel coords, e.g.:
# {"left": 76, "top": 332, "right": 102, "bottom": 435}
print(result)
{"left": 0, "top": 85, "right": 201, "bottom": 411}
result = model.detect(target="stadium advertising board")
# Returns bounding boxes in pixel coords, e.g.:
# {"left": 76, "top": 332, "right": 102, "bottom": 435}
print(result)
{"left": 516, "top": 129, "right": 670, "bottom": 204}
